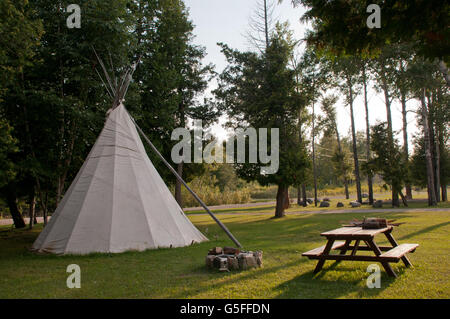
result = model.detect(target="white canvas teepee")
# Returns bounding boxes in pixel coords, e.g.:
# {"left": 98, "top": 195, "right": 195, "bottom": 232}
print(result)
{"left": 32, "top": 103, "right": 207, "bottom": 254}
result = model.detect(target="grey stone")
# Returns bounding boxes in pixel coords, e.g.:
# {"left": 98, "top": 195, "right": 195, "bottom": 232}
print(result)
{"left": 350, "top": 201, "right": 361, "bottom": 208}
{"left": 319, "top": 201, "right": 330, "bottom": 207}
{"left": 373, "top": 200, "right": 383, "bottom": 208}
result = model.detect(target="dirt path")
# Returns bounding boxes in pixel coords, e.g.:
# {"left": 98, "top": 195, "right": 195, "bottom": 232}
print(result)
{"left": 185, "top": 207, "right": 450, "bottom": 216}
{"left": 183, "top": 201, "right": 276, "bottom": 211}
{"left": 1, "top": 206, "right": 448, "bottom": 226}
{"left": 183, "top": 197, "right": 432, "bottom": 211}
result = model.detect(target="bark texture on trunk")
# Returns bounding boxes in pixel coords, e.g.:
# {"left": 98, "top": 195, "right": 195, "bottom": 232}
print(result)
{"left": 401, "top": 94, "right": 412, "bottom": 200}
{"left": 28, "top": 188, "right": 36, "bottom": 229}
{"left": 347, "top": 77, "right": 362, "bottom": 203}
{"left": 421, "top": 90, "right": 437, "bottom": 206}
{"left": 362, "top": 66, "right": 374, "bottom": 204}
{"left": 435, "top": 129, "right": 441, "bottom": 202}
{"left": 344, "top": 179, "right": 349, "bottom": 199}
{"left": 275, "top": 185, "right": 288, "bottom": 218}
{"left": 5, "top": 184, "right": 26, "bottom": 229}
{"left": 380, "top": 64, "right": 398, "bottom": 207}
{"left": 283, "top": 188, "right": 290, "bottom": 209}
{"left": 263, "top": 0, "right": 269, "bottom": 50}
{"left": 335, "top": 117, "right": 350, "bottom": 201}
{"left": 301, "top": 183, "right": 307, "bottom": 207}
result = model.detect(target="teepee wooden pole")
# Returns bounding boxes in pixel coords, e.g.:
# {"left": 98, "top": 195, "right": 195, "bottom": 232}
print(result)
{"left": 131, "top": 117, "right": 243, "bottom": 248}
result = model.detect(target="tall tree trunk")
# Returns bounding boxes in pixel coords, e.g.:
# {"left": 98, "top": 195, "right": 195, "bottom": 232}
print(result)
{"left": 301, "top": 183, "right": 307, "bottom": 207}
{"left": 43, "top": 191, "right": 48, "bottom": 225}
{"left": 23, "top": 104, "right": 48, "bottom": 225}
{"left": 5, "top": 184, "right": 26, "bottom": 229}
{"left": 420, "top": 90, "right": 437, "bottom": 206}
{"left": 56, "top": 3, "right": 66, "bottom": 208}
{"left": 347, "top": 77, "right": 362, "bottom": 203}
{"left": 439, "top": 118, "right": 447, "bottom": 202}
{"left": 312, "top": 87, "right": 318, "bottom": 206}
{"left": 175, "top": 162, "right": 183, "bottom": 207}
{"left": 362, "top": 65, "right": 374, "bottom": 204}
{"left": 344, "top": 179, "right": 349, "bottom": 199}
{"left": 28, "top": 187, "right": 36, "bottom": 229}
{"left": 263, "top": 0, "right": 269, "bottom": 50}
{"left": 283, "top": 188, "right": 290, "bottom": 209}
{"left": 380, "top": 64, "right": 398, "bottom": 207}
{"left": 435, "top": 128, "right": 441, "bottom": 202}
{"left": 427, "top": 92, "right": 441, "bottom": 202}
{"left": 297, "top": 186, "right": 301, "bottom": 205}
{"left": 335, "top": 114, "right": 349, "bottom": 200}
{"left": 275, "top": 185, "right": 288, "bottom": 218}
{"left": 399, "top": 190, "right": 408, "bottom": 207}
{"left": 401, "top": 93, "right": 412, "bottom": 199}
{"left": 398, "top": 61, "right": 412, "bottom": 199}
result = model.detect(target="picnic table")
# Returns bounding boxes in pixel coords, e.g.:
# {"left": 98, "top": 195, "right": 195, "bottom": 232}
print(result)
{"left": 302, "top": 226, "right": 419, "bottom": 277}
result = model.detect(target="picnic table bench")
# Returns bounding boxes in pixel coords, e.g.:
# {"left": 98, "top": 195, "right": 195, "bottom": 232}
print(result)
{"left": 302, "top": 226, "right": 419, "bottom": 277}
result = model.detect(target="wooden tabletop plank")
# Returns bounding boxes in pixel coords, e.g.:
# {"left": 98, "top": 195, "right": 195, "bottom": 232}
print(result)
{"left": 353, "top": 227, "right": 392, "bottom": 237}
{"left": 321, "top": 227, "right": 362, "bottom": 236}
{"left": 321, "top": 226, "right": 392, "bottom": 238}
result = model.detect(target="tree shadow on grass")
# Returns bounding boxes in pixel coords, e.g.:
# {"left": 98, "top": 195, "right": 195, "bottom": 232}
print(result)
{"left": 274, "top": 260, "right": 401, "bottom": 299}
{"left": 398, "top": 221, "right": 450, "bottom": 241}
{"left": 169, "top": 258, "right": 310, "bottom": 298}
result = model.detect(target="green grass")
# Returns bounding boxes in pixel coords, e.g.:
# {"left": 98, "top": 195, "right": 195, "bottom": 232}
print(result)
{"left": 1, "top": 209, "right": 449, "bottom": 298}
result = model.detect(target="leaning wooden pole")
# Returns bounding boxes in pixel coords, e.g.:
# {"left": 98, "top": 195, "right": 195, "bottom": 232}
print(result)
{"left": 131, "top": 117, "right": 242, "bottom": 248}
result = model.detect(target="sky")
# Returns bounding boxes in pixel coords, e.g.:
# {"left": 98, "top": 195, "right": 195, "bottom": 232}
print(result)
{"left": 182, "top": 0, "right": 419, "bottom": 151}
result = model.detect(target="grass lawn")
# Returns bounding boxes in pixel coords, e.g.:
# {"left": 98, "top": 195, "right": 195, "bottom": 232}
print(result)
{"left": 0, "top": 209, "right": 449, "bottom": 298}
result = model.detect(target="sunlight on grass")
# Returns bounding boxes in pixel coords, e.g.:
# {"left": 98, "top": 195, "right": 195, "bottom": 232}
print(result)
{"left": 0, "top": 210, "right": 449, "bottom": 298}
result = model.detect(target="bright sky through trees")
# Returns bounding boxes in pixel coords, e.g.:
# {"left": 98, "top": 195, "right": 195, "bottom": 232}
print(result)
{"left": 183, "top": 0, "right": 418, "bottom": 149}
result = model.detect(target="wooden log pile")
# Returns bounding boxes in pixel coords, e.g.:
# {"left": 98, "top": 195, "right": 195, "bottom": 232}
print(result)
{"left": 205, "top": 247, "right": 263, "bottom": 272}
{"left": 342, "top": 217, "right": 405, "bottom": 229}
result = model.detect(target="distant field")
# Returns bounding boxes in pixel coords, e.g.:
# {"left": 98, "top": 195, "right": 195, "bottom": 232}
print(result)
{"left": 1, "top": 208, "right": 449, "bottom": 298}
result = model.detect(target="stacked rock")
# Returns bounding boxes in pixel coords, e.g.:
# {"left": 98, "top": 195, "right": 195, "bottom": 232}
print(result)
{"left": 205, "top": 247, "right": 263, "bottom": 272}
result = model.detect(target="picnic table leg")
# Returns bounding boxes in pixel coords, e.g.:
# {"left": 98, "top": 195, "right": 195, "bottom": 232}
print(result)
{"left": 338, "top": 240, "right": 352, "bottom": 256}
{"left": 334, "top": 239, "right": 352, "bottom": 265}
{"left": 313, "top": 239, "right": 335, "bottom": 274}
{"left": 366, "top": 239, "right": 397, "bottom": 278}
{"left": 384, "top": 231, "right": 413, "bottom": 267}
{"left": 351, "top": 240, "right": 360, "bottom": 256}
